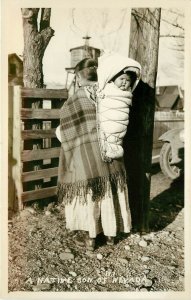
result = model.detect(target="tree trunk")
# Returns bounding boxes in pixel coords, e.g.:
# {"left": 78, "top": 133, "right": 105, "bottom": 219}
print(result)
{"left": 124, "top": 8, "right": 161, "bottom": 232}
{"left": 129, "top": 8, "right": 161, "bottom": 88}
{"left": 21, "top": 8, "right": 54, "bottom": 88}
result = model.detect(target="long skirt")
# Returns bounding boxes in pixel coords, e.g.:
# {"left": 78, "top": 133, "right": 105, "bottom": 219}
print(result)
{"left": 64, "top": 185, "right": 131, "bottom": 238}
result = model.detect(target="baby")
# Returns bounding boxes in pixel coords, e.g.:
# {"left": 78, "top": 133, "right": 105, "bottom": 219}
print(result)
{"left": 96, "top": 52, "right": 141, "bottom": 162}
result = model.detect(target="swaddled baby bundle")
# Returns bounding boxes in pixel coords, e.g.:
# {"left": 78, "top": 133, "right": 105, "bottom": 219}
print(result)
{"left": 96, "top": 82, "right": 132, "bottom": 161}
{"left": 96, "top": 51, "right": 141, "bottom": 162}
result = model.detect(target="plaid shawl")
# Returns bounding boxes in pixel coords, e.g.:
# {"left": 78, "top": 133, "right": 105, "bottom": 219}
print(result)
{"left": 57, "top": 86, "right": 127, "bottom": 204}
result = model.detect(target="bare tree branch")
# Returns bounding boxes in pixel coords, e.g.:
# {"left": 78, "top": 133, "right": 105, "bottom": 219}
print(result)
{"left": 101, "top": 10, "right": 109, "bottom": 29}
{"left": 163, "top": 8, "right": 184, "bottom": 18}
{"left": 160, "top": 34, "right": 184, "bottom": 38}
{"left": 170, "top": 48, "right": 184, "bottom": 51}
{"left": 70, "top": 8, "right": 82, "bottom": 35}
{"left": 132, "top": 9, "right": 158, "bottom": 30}
{"left": 40, "top": 8, "right": 51, "bottom": 31}
{"left": 99, "top": 9, "right": 127, "bottom": 36}
{"left": 21, "top": 8, "right": 40, "bottom": 33}
{"left": 161, "top": 17, "right": 184, "bottom": 31}
{"left": 40, "top": 28, "right": 54, "bottom": 55}
{"left": 21, "top": 8, "right": 39, "bottom": 19}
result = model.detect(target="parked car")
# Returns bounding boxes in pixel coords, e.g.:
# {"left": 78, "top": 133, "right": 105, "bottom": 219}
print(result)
{"left": 152, "top": 111, "right": 184, "bottom": 179}
{"left": 158, "top": 128, "right": 184, "bottom": 179}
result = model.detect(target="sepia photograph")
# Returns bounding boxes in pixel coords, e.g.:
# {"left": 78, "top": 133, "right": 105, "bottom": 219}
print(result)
{"left": 1, "top": 0, "right": 191, "bottom": 298}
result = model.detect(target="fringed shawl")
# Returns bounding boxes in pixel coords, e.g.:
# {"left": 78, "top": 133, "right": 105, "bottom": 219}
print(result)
{"left": 57, "top": 87, "right": 127, "bottom": 204}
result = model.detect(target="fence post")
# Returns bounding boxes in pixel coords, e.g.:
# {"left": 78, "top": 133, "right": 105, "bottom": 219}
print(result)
{"left": 8, "top": 86, "right": 15, "bottom": 216}
{"left": 12, "top": 86, "right": 23, "bottom": 211}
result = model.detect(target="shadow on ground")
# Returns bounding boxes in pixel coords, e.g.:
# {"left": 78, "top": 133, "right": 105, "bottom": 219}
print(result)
{"left": 149, "top": 164, "right": 184, "bottom": 232}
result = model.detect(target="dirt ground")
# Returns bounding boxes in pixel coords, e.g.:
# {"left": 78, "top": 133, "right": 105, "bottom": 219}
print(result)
{"left": 8, "top": 164, "right": 184, "bottom": 292}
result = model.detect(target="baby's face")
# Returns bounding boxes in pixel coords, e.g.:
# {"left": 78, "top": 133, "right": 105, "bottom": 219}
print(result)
{"left": 113, "top": 74, "right": 131, "bottom": 91}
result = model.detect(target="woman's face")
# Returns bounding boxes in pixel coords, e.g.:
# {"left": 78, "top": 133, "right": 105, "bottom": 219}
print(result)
{"left": 113, "top": 74, "right": 131, "bottom": 91}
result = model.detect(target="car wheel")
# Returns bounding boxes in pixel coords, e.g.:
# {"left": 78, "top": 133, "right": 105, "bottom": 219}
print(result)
{"left": 159, "top": 142, "right": 181, "bottom": 180}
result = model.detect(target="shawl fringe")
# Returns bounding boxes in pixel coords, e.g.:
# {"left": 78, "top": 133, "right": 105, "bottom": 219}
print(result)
{"left": 57, "top": 171, "right": 126, "bottom": 205}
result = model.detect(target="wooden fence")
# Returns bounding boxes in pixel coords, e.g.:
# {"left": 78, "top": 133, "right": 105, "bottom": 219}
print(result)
{"left": 9, "top": 86, "right": 68, "bottom": 212}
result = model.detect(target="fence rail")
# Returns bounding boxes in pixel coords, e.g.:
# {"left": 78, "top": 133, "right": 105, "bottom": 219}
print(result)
{"left": 21, "top": 129, "right": 56, "bottom": 140}
{"left": 22, "top": 187, "right": 57, "bottom": 202}
{"left": 21, "top": 108, "right": 61, "bottom": 119}
{"left": 21, "top": 88, "right": 68, "bottom": 99}
{"left": 22, "top": 167, "right": 58, "bottom": 182}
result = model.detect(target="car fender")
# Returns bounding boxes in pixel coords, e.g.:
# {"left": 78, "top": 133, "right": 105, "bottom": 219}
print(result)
{"left": 159, "top": 128, "right": 184, "bottom": 164}
{"left": 159, "top": 128, "right": 183, "bottom": 142}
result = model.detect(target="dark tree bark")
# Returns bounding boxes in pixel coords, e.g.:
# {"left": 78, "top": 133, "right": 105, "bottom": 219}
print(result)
{"left": 21, "top": 8, "right": 54, "bottom": 88}
{"left": 129, "top": 8, "right": 161, "bottom": 88}
{"left": 124, "top": 8, "right": 161, "bottom": 232}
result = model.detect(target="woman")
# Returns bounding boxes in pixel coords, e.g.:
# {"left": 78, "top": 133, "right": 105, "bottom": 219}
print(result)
{"left": 57, "top": 57, "right": 131, "bottom": 251}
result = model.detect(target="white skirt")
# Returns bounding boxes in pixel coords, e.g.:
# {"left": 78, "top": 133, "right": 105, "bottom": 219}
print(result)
{"left": 64, "top": 185, "right": 131, "bottom": 238}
